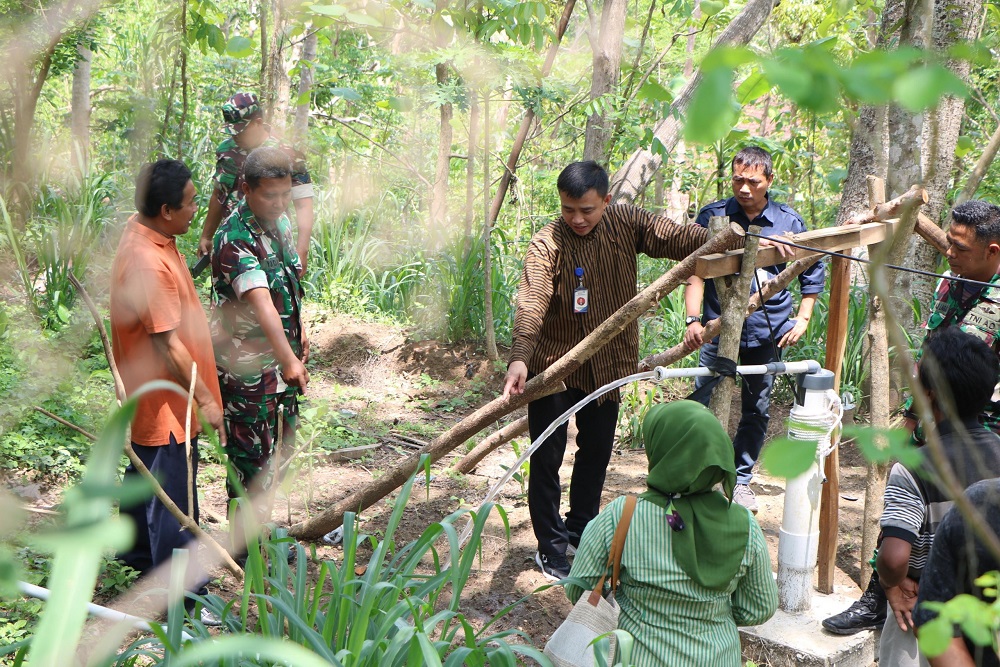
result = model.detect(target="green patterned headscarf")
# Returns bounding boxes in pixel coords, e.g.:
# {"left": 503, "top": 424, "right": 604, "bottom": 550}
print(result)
{"left": 639, "top": 401, "right": 751, "bottom": 591}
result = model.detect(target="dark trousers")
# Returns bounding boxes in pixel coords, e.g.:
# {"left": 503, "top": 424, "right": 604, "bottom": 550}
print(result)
{"left": 120, "top": 434, "right": 206, "bottom": 599}
{"left": 694, "top": 343, "right": 779, "bottom": 484}
{"left": 527, "top": 386, "right": 619, "bottom": 556}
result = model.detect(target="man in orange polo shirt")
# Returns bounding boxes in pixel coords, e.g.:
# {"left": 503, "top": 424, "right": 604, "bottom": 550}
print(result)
{"left": 110, "top": 159, "right": 224, "bottom": 607}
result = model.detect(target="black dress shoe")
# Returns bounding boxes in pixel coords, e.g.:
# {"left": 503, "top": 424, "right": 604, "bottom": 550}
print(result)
{"left": 822, "top": 575, "right": 888, "bottom": 635}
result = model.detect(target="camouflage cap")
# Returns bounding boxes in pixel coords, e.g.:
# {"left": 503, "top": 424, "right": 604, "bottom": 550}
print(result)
{"left": 221, "top": 92, "right": 263, "bottom": 135}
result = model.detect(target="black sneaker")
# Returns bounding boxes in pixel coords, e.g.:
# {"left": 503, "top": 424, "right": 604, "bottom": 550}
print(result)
{"left": 821, "top": 575, "right": 887, "bottom": 635}
{"left": 566, "top": 531, "right": 582, "bottom": 557}
{"left": 535, "top": 551, "right": 571, "bottom": 581}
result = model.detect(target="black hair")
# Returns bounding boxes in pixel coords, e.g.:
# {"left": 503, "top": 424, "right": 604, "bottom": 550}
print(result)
{"left": 557, "top": 161, "right": 610, "bottom": 199}
{"left": 135, "top": 159, "right": 192, "bottom": 218}
{"left": 732, "top": 146, "right": 773, "bottom": 179}
{"left": 950, "top": 200, "right": 1000, "bottom": 245}
{"left": 244, "top": 147, "right": 292, "bottom": 189}
{"left": 919, "top": 327, "right": 999, "bottom": 420}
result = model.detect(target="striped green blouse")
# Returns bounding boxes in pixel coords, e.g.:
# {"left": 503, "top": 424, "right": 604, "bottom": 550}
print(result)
{"left": 565, "top": 495, "right": 778, "bottom": 667}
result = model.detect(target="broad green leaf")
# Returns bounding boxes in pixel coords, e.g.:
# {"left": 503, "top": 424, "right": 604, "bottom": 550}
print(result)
{"left": 892, "top": 65, "right": 967, "bottom": 112}
{"left": 848, "top": 426, "right": 922, "bottom": 468}
{"left": 917, "top": 615, "right": 954, "bottom": 657}
{"left": 826, "top": 167, "right": 848, "bottom": 192}
{"left": 955, "top": 135, "right": 975, "bottom": 158}
{"left": 330, "top": 87, "right": 362, "bottom": 101}
{"left": 310, "top": 4, "right": 347, "bottom": 16}
{"left": 346, "top": 10, "right": 382, "bottom": 27}
{"left": 737, "top": 70, "right": 771, "bottom": 104}
{"left": 226, "top": 35, "right": 253, "bottom": 58}
{"left": 388, "top": 96, "right": 412, "bottom": 112}
{"left": 206, "top": 25, "right": 226, "bottom": 55}
{"left": 700, "top": 0, "right": 725, "bottom": 16}
{"left": 682, "top": 67, "right": 738, "bottom": 145}
{"left": 949, "top": 41, "right": 993, "bottom": 66}
{"left": 637, "top": 79, "right": 673, "bottom": 103}
{"left": 702, "top": 45, "right": 755, "bottom": 70}
{"left": 760, "top": 437, "right": 817, "bottom": 479}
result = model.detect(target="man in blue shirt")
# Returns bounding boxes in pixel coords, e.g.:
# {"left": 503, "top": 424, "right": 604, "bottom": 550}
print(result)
{"left": 683, "top": 146, "right": 825, "bottom": 512}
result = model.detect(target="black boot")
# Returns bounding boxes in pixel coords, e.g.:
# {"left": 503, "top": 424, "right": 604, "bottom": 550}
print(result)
{"left": 821, "top": 571, "right": 888, "bottom": 635}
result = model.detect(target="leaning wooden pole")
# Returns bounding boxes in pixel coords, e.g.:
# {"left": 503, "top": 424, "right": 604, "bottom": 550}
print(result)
{"left": 450, "top": 416, "right": 529, "bottom": 475}
{"left": 288, "top": 225, "right": 744, "bottom": 540}
{"left": 708, "top": 221, "right": 761, "bottom": 428}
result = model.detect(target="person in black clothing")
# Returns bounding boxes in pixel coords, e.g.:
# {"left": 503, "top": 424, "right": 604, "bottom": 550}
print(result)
{"left": 914, "top": 480, "right": 1000, "bottom": 667}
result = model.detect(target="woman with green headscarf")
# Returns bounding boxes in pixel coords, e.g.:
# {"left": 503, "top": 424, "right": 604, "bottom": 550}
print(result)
{"left": 565, "top": 401, "right": 778, "bottom": 666}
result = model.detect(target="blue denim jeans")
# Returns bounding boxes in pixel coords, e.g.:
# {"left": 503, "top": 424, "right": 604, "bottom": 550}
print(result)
{"left": 693, "top": 342, "right": 779, "bottom": 484}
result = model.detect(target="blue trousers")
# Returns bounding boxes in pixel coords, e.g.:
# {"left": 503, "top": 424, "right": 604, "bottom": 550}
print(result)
{"left": 693, "top": 343, "right": 779, "bottom": 484}
{"left": 119, "top": 433, "right": 206, "bottom": 600}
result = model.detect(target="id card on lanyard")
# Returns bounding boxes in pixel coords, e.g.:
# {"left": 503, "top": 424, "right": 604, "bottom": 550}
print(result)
{"left": 573, "top": 266, "right": 588, "bottom": 314}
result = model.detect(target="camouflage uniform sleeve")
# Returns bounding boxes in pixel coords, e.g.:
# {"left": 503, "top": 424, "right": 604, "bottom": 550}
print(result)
{"left": 213, "top": 153, "right": 239, "bottom": 204}
{"left": 215, "top": 229, "right": 268, "bottom": 300}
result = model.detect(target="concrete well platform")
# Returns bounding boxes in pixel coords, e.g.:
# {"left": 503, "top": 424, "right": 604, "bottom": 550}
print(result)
{"left": 740, "top": 589, "right": 879, "bottom": 667}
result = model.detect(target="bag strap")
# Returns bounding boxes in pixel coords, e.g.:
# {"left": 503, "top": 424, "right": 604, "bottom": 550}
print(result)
{"left": 587, "top": 495, "right": 637, "bottom": 606}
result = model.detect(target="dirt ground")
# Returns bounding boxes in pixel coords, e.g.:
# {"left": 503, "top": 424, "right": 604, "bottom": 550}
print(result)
{"left": 10, "top": 307, "right": 872, "bottom": 655}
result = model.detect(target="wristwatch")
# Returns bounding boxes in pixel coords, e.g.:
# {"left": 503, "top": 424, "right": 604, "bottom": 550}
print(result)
{"left": 685, "top": 315, "right": 701, "bottom": 326}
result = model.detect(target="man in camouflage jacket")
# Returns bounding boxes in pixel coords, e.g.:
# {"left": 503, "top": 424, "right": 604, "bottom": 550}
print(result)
{"left": 199, "top": 92, "right": 314, "bottom": 274}
{"left": 211, "top": 146, "right": 309, "bottom": 512}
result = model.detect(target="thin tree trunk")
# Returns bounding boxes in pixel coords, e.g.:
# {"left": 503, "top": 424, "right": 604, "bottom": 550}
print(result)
{"left": 288, "top": 226, "right": 744, "bottom": 540}
{"left": 483, "top": 91, "right": 498, "bottom": 360}
{"left": 487, "top": 0, "right": 576, "bottom": 225}
{"left": 177, "top": 0, "right": 188, "bottom": 159}
{"left": 583, "top": 0, "right": 627, "bottom": 163}
{"left": 71, "top": 43, "right": 92, "bottom": 170}
{"left": 262, "top": 0, "right": 289, "bottom": 131}
{"left": 609, "top": 0, "right": 774, "bottom": 204}
{"left": 464, "top": 93, "right": 479, "bottom": 257}
{"left": 293, "top": 28, "right": 317, "bottom": 144}
{"left": 432, "top": 62, "right": 454, "bottom": 227}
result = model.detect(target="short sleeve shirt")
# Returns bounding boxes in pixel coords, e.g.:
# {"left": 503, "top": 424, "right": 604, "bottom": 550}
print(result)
{"left": 694, "top": 196, "right": 825, "bottom": 348}
{"left": 211, "top": 200, "right": 303, "bottom": 398}
{"left": 213, "top": 135, "right": 312, "bottom": 220}
{"left": 110, "top": 217, "right": 222, "bottom": 445}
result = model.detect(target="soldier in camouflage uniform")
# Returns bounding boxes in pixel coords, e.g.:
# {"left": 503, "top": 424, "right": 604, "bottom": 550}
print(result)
{"left": 823, "top": 200, "right": 1000, "bottom": 637}
{"left": 211, "top": 146, "right": 309, "bottom": 507}
{"left": 199, "top": 92, "right": 314, "bottom": 275}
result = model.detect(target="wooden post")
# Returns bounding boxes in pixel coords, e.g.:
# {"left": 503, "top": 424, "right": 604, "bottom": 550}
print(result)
{"left": 816, "top": 248, "right": 852, "bottom": 593}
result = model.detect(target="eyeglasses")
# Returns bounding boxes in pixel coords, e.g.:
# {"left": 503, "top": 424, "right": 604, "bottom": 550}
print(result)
{"left": 731, "top": 176, "right": 766, "bottom": 188}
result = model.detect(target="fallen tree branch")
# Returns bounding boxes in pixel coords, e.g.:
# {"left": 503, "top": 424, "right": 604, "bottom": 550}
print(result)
{"left": 33, "top": 405, "right": 97, "bottom": 441}
{"left": 449, "top": 416, "right": 530, "bottom": 475}
{"left": 288, "top": 224, "right": 744, "bottom": 540}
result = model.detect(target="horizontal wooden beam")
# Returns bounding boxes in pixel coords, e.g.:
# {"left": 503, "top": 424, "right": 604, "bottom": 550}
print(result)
{"left": 694, "top": 220, "right": 896, "bottom": 279}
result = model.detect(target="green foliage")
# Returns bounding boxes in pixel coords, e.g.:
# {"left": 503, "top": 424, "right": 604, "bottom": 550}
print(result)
{"left": 918, "top": 573, "right": 1000, "bottom": 659}
{"left": 760, "top": 436, "right": 818, "bottom": 479}
{"left": 848, "top": 426, "right": 923, "bottom": 469}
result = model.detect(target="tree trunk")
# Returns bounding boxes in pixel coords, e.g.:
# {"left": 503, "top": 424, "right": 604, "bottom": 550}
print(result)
{"left": 582, "top": 0, "right": 627, "bottom": 164}
{"left": 262, "top": 0, "right": 289, "bottom": 131}
{"left": 464, "top": 93, "right": 479, "bottom": 256}
{"left": 293, "top": 28, "right": 317, "bottom": 144}
{"left": 431, "top": 62, "right": 454, "bottom": 228}
{"left": 609, "top": 0, "right": 774, "bottom": 204}
{"left": 70, "top": 43, "right": 92, "bottom": 170}
{"left": 177, "top": 0, "right": 189, "bottom": 159}
{"left": 487, "top": 0, "right": 576, "bottom": 225}
{"left": 483, "top": 91, "right": 498, "bottom": 360}
{"left": 897, "top": 0, "right": 985, "bottom": 329}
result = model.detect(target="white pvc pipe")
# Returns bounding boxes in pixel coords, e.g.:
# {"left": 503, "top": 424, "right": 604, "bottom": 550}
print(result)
{"left": 18, "top": 581, "right": 194, "bottom": 641}
{"left": 776, "top": 375, "right": 834, "bottom": 613}
{"left": 458, "top": 360, "right": 824, "bottom": 547}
